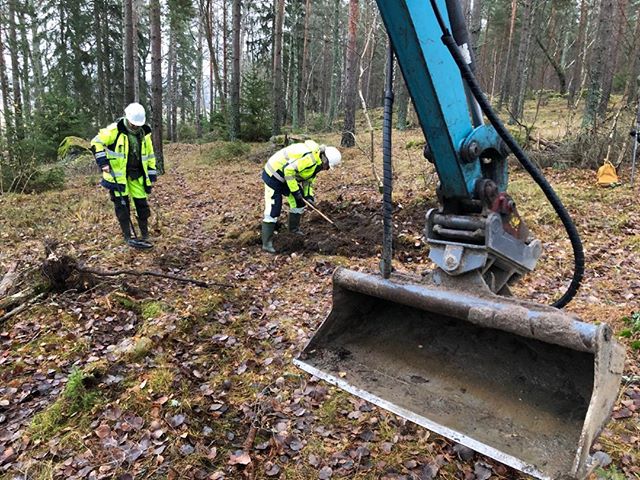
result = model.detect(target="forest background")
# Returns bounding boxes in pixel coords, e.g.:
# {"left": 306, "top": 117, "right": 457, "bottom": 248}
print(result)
{"left": 0, "top": 0, "right": 639, "bottom": 191}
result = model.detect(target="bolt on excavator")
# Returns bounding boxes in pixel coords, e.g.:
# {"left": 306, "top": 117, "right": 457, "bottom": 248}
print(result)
{"left": 294, "top": 1, "right": 626, "bottom": 479}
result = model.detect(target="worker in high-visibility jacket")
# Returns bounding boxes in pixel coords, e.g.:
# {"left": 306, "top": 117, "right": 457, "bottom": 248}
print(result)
{"left": 262, "top": 140, "right": 341, "bottom": 253}
{"left": 91, "top": 103, "right": 158, "bottom": 248}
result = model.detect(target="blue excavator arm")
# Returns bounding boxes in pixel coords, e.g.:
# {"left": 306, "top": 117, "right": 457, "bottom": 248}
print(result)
{"left": 377, "top": 0, "right": 507, "bottom": 199}
{"left": 376, "top": 0, "right": 541, "bottom": 293}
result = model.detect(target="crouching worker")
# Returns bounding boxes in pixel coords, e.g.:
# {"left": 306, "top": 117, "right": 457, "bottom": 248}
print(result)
{"left": 262, "top": 140, "right": 341, "bottom": 253}
{"left": 91, "top": 103, "right": 157, "bottom": 249}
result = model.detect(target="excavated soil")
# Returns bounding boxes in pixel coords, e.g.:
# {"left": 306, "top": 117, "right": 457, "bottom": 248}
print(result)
{"left": 274, "top": 199, "right": 433, "bottom": 257}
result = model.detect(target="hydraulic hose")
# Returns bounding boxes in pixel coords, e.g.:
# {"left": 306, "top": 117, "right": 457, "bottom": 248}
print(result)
{"left": 380, "top": 42, "right": 395, "bottom": 279}
{"left": 428, "top": 0, "right": 584, "bottom": 308}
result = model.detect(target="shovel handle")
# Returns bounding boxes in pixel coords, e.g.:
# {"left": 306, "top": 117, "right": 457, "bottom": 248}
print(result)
{"left": 302, "top": 198, "right": 341, "bottom": 231}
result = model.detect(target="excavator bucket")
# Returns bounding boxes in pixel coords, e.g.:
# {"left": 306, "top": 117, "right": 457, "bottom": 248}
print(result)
{"left": 295, "top": 267, "right": 625, "bottom": 480}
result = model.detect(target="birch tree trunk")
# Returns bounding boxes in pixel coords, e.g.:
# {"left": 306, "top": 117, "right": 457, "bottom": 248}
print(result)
{"left": 272, "top": 0, "right": 285, "bottom": 135}
{"left": 341, "top": 0, "right": 359, "bottom": 147}
{"left": 150, "top": 0, "right": 164, "bottom": 173}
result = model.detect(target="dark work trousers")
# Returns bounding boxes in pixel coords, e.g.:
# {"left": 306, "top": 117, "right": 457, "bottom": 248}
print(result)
{"left": 109, "top": 191, "right": 151, "bottom": 239}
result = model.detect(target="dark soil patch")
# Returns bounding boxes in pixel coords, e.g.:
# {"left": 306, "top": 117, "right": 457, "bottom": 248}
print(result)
{"left": 275, "top": 198, "right": 434, "bottom": 257}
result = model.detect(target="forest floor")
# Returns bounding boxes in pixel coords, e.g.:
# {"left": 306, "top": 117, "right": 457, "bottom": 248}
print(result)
{"left": 0, "top": 122, "right": 639, "bottom": 480}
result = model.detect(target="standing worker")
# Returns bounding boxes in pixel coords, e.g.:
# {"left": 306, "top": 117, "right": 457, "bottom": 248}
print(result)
{"left": 91, "top": 103, "right": 158, "bottom": 249}
{"left": 262, "top": 140, "right": 341, "bottom": 253}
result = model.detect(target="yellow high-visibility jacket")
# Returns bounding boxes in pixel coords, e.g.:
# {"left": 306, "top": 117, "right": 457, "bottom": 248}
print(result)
{"left": 91, "top": 118, "right": 157, "bottom": 191}
{"left": 264, "top": 140, "right": 323, "bottom": 195}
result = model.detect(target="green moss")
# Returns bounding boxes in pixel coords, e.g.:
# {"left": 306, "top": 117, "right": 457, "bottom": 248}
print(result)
{"left": 141, "top": 301, "right": 164, "bottom": 320}
{"left": 147, "top": 367, "right": 175, "bottom": 394}
{"left": 30, "top": 368, "right": 101, "bottom": 441}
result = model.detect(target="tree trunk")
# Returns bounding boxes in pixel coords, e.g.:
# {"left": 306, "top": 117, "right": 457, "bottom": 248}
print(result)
{"left": 623, "top": 8, "right": 640, "bottom": 104}
{"left": 132, "top": 0, "right": 140, "bottom": 102}
{"left": 568, "top": 0, "right": 588, "bottom": 103}
{"left": 7, "top": 0, "right": 23, "bottom": 141}
{"left": 202, "top": 0, "right": 227, "bottom": 122}
{"left": 123, "top": 0, "right": 135, "bottom": 105}
{"left": 0, "top": 22, "right": 14, "bottom": 158}
{"left": 583, "top": 0, "right": 613, "bottom": 129}
{"left": 166, "top": 27, "right": 175, "bottom": 141}
{"left": 150, "top": 0, "right": 164, "bottom": 173}
{"left": 272, "top": 0, "right": 285, "bottom": 135}
{"left": 535, "top": 36, "right": 566, "bottom": 95}
{"left": 598, "top": 0, "right": 625, "bottom": 116}
{"left": 341, "top": 0, "right": 359, "bottom": 148}
{"left": 229, "top": 0, "right": 241, "bottom": 139}
{"left": 18, "top": 6, "right": 31, "bottom": 124}
{"left": 298, "top": 0, "right": 311, "bottom": 127}
{"left": 469, "top": 0, "right": 483, "bottom": 61}
{"left": 498, "top": 0, "right": 517, "bottom": 110}
{"left": 94, "top": 0, "right": 106, "bottom": 123}
{"left": 291, "top": 1, "right": 302, "bottom": 130}
{"left": 29, "top": 0, "right": 42, "bottom": 112}
{"left": 327, "top": 0, "right": 341, "bottom": 125}
{"left": 223, "top": 0, "right": 228, "bottom": 98}
{"left": 171, "top": 59, "right": 178, "bottom": 142}
{"left": 509, "top": 0, "right": 535, "bottom": 123}
{"left": 196, "top": 18, "right": 203, "bottom": 139}
{"left": 395, "top": 63, "right": 408, "bottom": 130}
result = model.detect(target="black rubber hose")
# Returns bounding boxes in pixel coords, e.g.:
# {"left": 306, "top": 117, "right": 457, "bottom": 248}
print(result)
{"left": 428, "top": 0, "right": 584, "bottom": 308}
{"left": 381, "top": 42, "right": 395, "bottom": 279}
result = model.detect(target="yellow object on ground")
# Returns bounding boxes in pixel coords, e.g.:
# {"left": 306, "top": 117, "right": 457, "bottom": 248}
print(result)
{"left": 596, "top": 161, "right": 619, "bottom": 186}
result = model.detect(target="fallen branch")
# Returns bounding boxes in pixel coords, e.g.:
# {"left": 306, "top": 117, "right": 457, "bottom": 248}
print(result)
{"left": 75, "top": 265, "right": 232, "bottom": 289}
{"left": 242, "top": 424, "right": 259, "bottom": 452}
{"left": 0, "top": 292, "right": 46, "bottom": 324}
{"left": 0, "top": 287, "right": 37, "bottom": 311}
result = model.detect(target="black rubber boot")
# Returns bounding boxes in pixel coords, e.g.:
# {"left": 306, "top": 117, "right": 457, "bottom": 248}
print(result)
{"left": 133, "top": 198, "right": 152, "bottom": 243}
{"left": 262, "top": 222, "right": 276, "bottom": 253}
{"left": 289, "top": 212, "right": 304, "bottom": 235}
{"left": 114, "top": 199, "right": 133, "bottom": 242}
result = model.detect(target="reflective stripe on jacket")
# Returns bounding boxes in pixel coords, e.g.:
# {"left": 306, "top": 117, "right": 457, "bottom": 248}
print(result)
{"left": 91, "top": 118, "right": 157, "bottom": 191}
{"left": 264, "top": 140, "right": 322, "bottom": 194}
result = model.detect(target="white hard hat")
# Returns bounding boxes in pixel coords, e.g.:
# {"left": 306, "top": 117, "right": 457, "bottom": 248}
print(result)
{"left": 324, "top": 146, "right": 341, "bottom": 169}
{"left": 125, "top": 102, "right": 146, "bottom": 126}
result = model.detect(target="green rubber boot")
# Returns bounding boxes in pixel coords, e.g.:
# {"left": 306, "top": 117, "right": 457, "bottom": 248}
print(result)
{"left": 262, "top": 222, "right": 276, "bottom": 253}
{"left": 289, "top": 212, "right": 304, "bottom": 235}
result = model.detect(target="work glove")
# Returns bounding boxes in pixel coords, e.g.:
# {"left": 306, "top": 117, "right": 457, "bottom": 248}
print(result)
{"left": 148, "top": 173, "right": 157, "bottom": 183}
{"left": 292, "top": 190, "right": 305, "bottom": 208}
{"left": 304, "top": 195, "right": 315, "bottom": 206}
{"left": 145, "top": 185, "right": 153, "bottom": 194}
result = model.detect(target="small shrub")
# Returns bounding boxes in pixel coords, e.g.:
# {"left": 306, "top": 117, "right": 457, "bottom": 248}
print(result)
{"left": 202, "top": 141, "right": 251, "bottom": 164}
{"left": 25, "top": 166, "right": 66, "bottom": 193}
